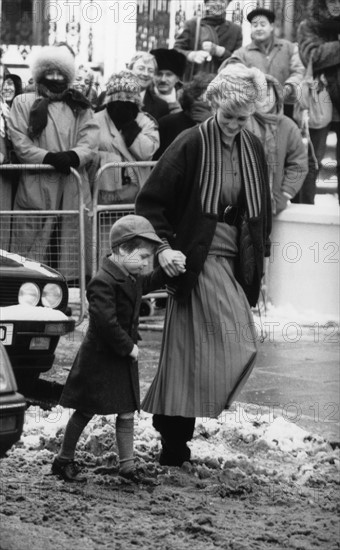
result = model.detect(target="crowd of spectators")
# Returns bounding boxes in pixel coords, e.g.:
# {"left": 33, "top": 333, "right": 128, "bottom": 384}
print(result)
{"left": 0, "top": 0, "right": 338, "bottom": 282}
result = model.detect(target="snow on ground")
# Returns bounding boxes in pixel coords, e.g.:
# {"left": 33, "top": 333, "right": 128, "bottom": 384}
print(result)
{"left": 15, "top": 403, "right": 339, "bottom": 488}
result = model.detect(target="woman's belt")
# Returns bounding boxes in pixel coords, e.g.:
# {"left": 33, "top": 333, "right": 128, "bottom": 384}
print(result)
{"left": 218, "top": 205, "right": 244, "bottom": 226}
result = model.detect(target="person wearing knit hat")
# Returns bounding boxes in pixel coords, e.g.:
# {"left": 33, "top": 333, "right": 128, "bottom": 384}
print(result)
{"left": 219, "top": 6, "right": 305, "bottom": 119}
{"left": 135, "top": 62, "right": 272, "bottom": 468}
{"left": 7, "top": 44, "right": 100, "bottom": 282}
{"left": 92, "top": 70, "right": 159, "bottom": 250}
{"left": 150, "top": 49, "right": 187, "bottom": 114}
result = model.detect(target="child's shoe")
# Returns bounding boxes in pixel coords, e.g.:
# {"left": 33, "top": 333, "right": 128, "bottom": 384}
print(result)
{"left": 51, "top": 456, "right": 87, "bottom": 483}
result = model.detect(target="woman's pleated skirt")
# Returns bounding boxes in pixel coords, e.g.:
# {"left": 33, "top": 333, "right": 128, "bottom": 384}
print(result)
{"left": 142, "top": 224, "right": 258, "bottom": 418}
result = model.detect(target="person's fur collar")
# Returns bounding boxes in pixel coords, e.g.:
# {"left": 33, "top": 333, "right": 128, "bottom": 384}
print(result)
{"left": 30, "top": 46, "right": 75, "bottom": 84}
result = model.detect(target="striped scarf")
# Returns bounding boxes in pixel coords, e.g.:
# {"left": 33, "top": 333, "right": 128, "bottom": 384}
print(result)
{"left": 198, "top": 116, "right": 262, "bottom": 218}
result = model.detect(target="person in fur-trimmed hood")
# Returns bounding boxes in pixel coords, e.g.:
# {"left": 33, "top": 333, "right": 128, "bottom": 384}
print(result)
{"left": 7, "top": 45, "right": 99, "bottom": 282}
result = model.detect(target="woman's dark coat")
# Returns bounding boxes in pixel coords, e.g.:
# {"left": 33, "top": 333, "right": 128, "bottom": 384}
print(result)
{"left": 60, "top": 258, "right": 165, "bottom": 415}
{"left": 136, "top": 125, "right": 271, "bottom": 307}
{"left": 153, "top": 111, "right": 196, "bottom": 160}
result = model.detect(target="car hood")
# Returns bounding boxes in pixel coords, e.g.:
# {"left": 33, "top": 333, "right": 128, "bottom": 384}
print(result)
{"left": 0, "top": 306, "right": 70, "bottom": 321}
{"left": 0, "top": 250, "right": 60, "bottom": 279}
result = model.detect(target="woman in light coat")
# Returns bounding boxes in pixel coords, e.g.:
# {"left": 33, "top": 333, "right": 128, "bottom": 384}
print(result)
{"left": 8, "top": 46, "right": 99, "bottom": 282}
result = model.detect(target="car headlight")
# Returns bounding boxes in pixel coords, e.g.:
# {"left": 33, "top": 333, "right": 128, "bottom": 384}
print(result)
{"left": 18, "top": 282, "right": 40, "bottom": 306}
{"left": 0, "top": 366, "right": 11, "bottom": 392}
{"left": 41, "top": 283, "right": 63, "bottom": 308}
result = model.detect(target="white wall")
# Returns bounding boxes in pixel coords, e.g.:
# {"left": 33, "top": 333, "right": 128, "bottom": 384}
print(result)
{"left": 267, "top": 204, "right": 340, "bottom": 322}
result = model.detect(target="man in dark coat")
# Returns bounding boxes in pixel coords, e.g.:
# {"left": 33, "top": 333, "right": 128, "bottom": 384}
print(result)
{"left": 150, "top": 48, "right": 187, "bottom": 114}
{"left": 174, "top": 0, "right": 242, "bottom": 81}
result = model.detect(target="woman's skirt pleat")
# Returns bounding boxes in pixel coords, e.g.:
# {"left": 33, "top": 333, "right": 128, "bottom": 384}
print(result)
{"left": 142, "top": 224, "right": 258, "bottom": 418}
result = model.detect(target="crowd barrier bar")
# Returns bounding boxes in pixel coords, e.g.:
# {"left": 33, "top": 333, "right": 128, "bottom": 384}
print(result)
{"left": 0, "top": 165, "right": 87, "bottom": 326}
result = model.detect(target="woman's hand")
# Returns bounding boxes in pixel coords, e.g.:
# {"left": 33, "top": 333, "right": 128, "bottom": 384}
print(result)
{"left": 158, "top": 249, "right": 186, "bottom": 277}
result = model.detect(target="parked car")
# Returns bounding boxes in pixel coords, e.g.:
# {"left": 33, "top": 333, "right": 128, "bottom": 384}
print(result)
{"left": 0, "top": 250, "right": 75, "bottom": 390}
{"left": 0, "top": 342, "right": 26, "bottom": 456}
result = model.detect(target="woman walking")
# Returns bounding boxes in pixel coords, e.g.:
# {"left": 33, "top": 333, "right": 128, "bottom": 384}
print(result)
{"left": 136, "top": 63, "right": 272, "bottom": 467}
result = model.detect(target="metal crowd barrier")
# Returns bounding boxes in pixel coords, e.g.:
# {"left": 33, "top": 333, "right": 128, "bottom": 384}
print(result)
{"left": 92, "top": 161, "right": 168, "bottom": 311}
{"left": 0, "top": 165, "right": 87, "bottom": 325}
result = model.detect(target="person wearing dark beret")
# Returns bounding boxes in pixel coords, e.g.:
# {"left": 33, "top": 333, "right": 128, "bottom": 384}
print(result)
{"left": 220, "top": 7, "right": 305, "bottom": 119}
{"left": 150, "top": 48, "right": 187, "bottom": 114}
{"left": 246, "top": 7, "right": 276, "bottom": 24}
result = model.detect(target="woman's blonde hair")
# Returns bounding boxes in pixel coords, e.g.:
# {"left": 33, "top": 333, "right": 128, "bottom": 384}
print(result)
{"left": 206, "top": 62, "right": 267, "bottom": 113}
{"left": 127, "top": 52, "right": 157, "bottom": 71}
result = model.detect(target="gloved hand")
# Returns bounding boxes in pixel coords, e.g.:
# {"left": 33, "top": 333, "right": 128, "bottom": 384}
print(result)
{"left": 187, "top": 50, "right": 211, "bottom": 64}
{"left": 106, "top": 101, "right": 139, "bottom": 131}
{"left": 43, "top": 151, "right": 79, "bottom": 174}
{"left": 67, "top": 150, "right": 80, "bottom": 168}
{"left": 202, "top": 41, "right": 225, "bottom": 58}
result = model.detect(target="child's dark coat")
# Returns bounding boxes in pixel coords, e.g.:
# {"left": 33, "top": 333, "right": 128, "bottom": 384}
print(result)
{"left": 60, "top": 257, "right": 165, "bottom": 415}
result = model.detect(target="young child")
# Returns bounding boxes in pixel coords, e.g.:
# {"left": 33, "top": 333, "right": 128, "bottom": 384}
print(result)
{"left": 52, "top": 214, "right": 185, "bottom": 483}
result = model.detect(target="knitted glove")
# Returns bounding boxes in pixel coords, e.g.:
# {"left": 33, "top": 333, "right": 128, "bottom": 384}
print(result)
{"left": 106, "top": 101, "right": 139, "bottom": 131}
{"left": 43, "top": 152, "right": 72, "bottom": 174}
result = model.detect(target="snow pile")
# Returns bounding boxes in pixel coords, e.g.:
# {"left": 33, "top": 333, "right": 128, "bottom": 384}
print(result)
{"left": 12, "top": 404, "right": 339, "bottom": 489}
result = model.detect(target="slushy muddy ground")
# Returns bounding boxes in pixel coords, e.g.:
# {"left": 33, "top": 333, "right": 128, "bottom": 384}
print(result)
{"left": 1, "top": 320, "right": 339, "bottom": 550}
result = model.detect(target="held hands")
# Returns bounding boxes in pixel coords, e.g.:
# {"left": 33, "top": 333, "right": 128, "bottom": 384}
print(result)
{"left": 158, "top": 249, "right": 187, "bottom": 278}
{"left": 129, "top": 344, "right": 139, "bottom": 361}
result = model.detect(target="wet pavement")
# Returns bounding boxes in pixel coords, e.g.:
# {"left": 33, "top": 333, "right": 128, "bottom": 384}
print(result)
{"left": 137, "top": 316, "right": 340, "bottom": 446}
{"left": 238, "top": 330, "right": 340, "bottom": 445}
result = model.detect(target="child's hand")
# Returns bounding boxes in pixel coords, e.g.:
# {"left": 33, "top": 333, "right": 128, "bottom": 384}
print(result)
{"left": 159, "top": 250, "right": 186, "bottom": 277}
{"left": 129, "top": 344, "right": 139, "bottom": 360}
